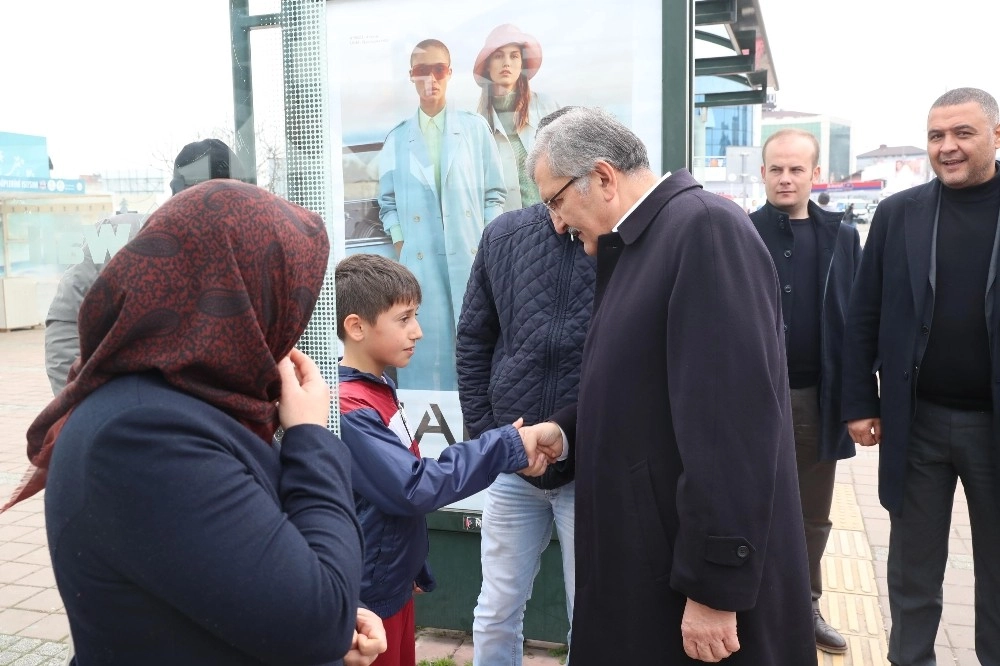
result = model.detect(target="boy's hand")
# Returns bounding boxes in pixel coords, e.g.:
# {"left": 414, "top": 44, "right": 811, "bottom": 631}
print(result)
{"left": 276, "top": 348, "right": 330, "bottom": 429}
{"left": 512, "top": 418, "right": 549, "bottom": 477}
{"left": 344, "top": 608, "right": 387, "bottom": 666}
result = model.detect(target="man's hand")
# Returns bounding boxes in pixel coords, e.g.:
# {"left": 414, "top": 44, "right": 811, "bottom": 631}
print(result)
{"left": 848, "top": 418, "right": 882, "bottom": 447}
{"left": 393, "top": 240, "right": 404, "bottom": 258}
{"left": 511, "top": 418, "right": 548, "bottom": 476}
{"left": 680, "top": 598, "right": 740, "bottom": 662}
{"left": 520, "top": 421, "right": 564, "bottom": 462}
{"left": 276, "top": 348, "right": 330, "bottom": 429}
{"left": 343, "top": 608, "right": 387, "bottom": 666}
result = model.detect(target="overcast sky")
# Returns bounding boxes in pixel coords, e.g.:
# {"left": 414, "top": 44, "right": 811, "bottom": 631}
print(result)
{"left": 757, "top": 0, "right": 1000, "bottom": 155}
{"left": 1, "top": 1, "right": 998, "bottom": 176}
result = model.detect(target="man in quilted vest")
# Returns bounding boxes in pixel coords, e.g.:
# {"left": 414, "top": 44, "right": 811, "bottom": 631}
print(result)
{"left": 456, "top": 107, "right": 594, "bottom": 665}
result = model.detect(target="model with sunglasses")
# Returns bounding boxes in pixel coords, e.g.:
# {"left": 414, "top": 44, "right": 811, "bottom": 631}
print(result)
{"left": 474, "top": 24, "right": 560, "bottom": 212}
{"left": 377, "top": 38, "right": 505, "bottom": 391}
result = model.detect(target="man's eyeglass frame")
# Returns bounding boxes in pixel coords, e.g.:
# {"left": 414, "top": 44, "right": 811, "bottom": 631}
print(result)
{"left": 543, "top": 175, "right": 583, "bottom": 213}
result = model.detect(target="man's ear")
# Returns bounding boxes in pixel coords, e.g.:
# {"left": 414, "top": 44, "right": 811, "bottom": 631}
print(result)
{"left": 344, "top": 314, "right": 365, "bottom": 342}
{"left": 593, "top": 160, "right": 618, "bottom": 201}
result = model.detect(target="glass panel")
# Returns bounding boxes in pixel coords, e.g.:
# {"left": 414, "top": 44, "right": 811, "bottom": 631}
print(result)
{"left": 326, "top": 0, "right": 663, "bottom": 509}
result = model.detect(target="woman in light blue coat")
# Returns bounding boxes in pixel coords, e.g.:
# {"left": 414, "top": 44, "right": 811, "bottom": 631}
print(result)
{"left": 474, "top": 24, "right": 561, "bottom": 212}
{"left": 378, "top": 41, "right": 505, "bottom": 391}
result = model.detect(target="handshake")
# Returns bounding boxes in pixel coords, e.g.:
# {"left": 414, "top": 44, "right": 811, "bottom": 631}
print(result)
{"left": 510, "top": 419, "right": 565, "bottom": 477}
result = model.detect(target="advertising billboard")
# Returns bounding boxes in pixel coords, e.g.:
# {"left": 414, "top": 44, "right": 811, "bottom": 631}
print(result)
{"left": 326, "top": 0, "right": 663, "bottom": 507}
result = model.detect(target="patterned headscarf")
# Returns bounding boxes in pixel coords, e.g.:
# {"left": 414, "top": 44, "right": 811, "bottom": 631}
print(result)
{"left": 4, "top": 180, "right": 330, "bottom": 509}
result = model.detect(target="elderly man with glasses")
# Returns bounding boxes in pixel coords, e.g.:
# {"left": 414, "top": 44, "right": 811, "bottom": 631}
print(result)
{"left": 521, "top": 107, "right": 817, "bottom": 665}
{"left": 377, "top": 38, "right": 505, "bottom": 392}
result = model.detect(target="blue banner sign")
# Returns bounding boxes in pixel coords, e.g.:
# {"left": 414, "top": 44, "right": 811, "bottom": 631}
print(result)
{"left": 0, "top": 177, "right": 86, "bottom": 194}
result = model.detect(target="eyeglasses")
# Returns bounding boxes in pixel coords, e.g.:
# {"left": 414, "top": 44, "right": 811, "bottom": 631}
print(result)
{"left": 542, "top": 175, "right": 582, "bottom": 214}
{"left": 410, "top": 63, "right": 450, "bottom": 80}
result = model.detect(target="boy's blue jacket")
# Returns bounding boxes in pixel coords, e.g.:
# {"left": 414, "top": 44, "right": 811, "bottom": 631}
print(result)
{"left": 337, "top": 364, "right": 528, "bottom": 618}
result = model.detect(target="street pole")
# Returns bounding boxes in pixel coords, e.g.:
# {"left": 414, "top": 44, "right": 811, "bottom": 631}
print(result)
{"left": 740, "top": 151, "right": 749, "bottom": 209}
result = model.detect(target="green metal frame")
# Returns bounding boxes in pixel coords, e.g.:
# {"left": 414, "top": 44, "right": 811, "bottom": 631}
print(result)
{"left": 228, "top": 1, "right": 280, "bottom": 187}
{"left": 662, "top": 1, "right": 693, "bottom": 172}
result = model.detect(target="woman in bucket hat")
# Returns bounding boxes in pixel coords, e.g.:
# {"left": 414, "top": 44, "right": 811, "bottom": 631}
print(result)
{"left": 474, "top": 24, "right": 561, "bottom": 211}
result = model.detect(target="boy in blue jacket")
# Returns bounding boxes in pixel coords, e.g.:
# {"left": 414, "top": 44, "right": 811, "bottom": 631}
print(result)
{"left": 335, "top": 253, "right": 547, "bottom": 666}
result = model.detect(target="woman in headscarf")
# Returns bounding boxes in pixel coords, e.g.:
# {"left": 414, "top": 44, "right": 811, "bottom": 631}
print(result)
{"left": 474, "top": 24, "right": 560, "bottom": 211}
{"left": 5, "top": 180, "right": 384, "bottom": 665}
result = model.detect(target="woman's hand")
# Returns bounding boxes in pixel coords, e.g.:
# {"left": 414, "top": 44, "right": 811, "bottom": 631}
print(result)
{"left": 276, "top": 348, "right": 330, "bottom": 429}
{"left": 343, "top": 608, "right": 387, "bottom": 666}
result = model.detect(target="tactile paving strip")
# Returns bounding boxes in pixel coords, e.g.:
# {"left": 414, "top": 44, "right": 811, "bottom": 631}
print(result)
{"left": 816, "top": 483, "right": 889, "bottom": 666}
{"left": 829, "top": 482, "right": 866, "bottom": 531}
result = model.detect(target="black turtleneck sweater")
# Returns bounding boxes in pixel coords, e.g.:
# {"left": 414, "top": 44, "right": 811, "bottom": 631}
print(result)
{"left": 917, "top": 169, "right": 1000, "bottom": 411}
{"left": 787, "top": 217, "right": 821, "bottom": 388}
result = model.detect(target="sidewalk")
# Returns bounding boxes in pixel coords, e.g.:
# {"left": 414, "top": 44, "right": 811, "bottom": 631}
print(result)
{"left": 0, "top": 326, "right": 979, "bottom": 665}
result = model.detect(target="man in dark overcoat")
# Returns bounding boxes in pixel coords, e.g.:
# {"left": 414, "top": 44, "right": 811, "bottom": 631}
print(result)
{"left": 750, "top": 128, "right": 861, "bottom": 654}
{"left": 523, "top": 106, "right": 816, "bottom": 664}
{"left": 843, "top": 86, "right": 1000, "bottom": 665}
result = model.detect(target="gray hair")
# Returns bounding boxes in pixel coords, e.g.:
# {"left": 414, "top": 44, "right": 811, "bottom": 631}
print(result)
{"left": 527, "top": 107, "right": 650, "bottom": 185}
{"left": 931, "top": 87, "right": 1000, "bottom": 126}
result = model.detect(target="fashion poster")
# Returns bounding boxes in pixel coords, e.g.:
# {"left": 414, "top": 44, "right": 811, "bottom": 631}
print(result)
{"left": 326, "top": 0, "right": 661, "bottom": 508}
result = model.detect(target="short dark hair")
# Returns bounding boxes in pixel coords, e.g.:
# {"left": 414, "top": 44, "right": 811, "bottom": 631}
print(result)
{"left": 334, "top": 254, "right": 421, "bottom": 341}
{"left": 170, "top": 139, "right": 242, "bottom": 195}
{"left": 537, "top": 106, "right": 578, "bottom": 130}
{"left": 931, "top": 87, "right": 1000, "bottom": 126}
{"left": 818, "top": 192, "right": 830, "bottom": 205}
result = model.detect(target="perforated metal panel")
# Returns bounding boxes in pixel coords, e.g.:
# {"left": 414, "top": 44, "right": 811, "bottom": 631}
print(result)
{"left": 231, "top": 1, "right": 339, "bottom": 432}
{"left": 278, "top": 1, "right": 340, "bottom": 432}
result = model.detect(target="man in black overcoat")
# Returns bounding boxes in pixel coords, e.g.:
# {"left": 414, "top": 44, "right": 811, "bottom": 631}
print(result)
{"left": 843, "top": 87, "right": 1000, "bottom": 666}
{"left": 523, "top": 107, "right": 816, "bottom": 664}
{"left": 750, "top": 128, "right": 862, "bottom": 654}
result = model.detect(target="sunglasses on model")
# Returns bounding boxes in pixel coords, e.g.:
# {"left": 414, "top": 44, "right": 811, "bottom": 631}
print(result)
{"left": 410, "top": 63, "right": 450, "bottom": 80}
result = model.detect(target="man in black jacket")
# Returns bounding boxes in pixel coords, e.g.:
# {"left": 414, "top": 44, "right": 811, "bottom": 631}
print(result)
{"left": 750, "top": 128, "right": 861, "bottom": 654}
{"left": 456, "top": 107, "right": 594, "bottom": 664}
{"left": 44, "top": 139, "right": 242, "bottom": 395}
{"left": 843, "top": 86, "right": 1000, "bottom": 666}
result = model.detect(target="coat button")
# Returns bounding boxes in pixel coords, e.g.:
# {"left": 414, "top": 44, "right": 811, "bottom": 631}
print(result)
{"left": 921, "top": 325, "right": 929, "bottom": 334}
{"left": 414, "top": 215, "right": 421, "bottom": 222}
{"left": 465, "top": 210, "right": 472, "bottom": 217}
{"left": 783, "top": 284, "right": 792, "bottom": 293}
{"left": 779, "top": 223, "right": 786, "bottom": 230}
{"left": 784, "top": 249, "right": 792, "bottom": 258}
{"left": 903, "top": 371, "right": 909, "bottom": 380}
{"left": 736, "top": 545, "right": 750, "bottom": 558}
{"left": 416, "top": 252, "right": 424, "bottom": 260}
{"left": 471, "top": 248, "right": 477, "bottom": 255}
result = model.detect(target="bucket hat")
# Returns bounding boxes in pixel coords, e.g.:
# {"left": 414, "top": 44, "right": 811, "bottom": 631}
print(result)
{"left": 473, "top": 24, "right": 543, "bottom": 86}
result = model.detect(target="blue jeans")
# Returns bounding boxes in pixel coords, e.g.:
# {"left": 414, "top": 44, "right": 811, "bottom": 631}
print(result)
{"left": 473, "top": 473, "right": 575, "bottom": 666}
